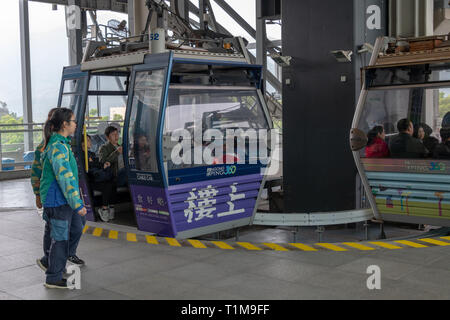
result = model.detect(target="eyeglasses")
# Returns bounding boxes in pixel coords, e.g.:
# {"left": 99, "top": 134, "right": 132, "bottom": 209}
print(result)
{"left": 68, "top": 120, "right": 77, "bottom": 124}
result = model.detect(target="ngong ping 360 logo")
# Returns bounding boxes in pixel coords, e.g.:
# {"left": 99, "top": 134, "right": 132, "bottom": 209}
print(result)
{"left": 170, "top": 126, "right": 281, "bottom": 176}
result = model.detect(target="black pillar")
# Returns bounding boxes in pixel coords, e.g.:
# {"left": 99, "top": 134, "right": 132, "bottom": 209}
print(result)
{"left": 281, "top": 0, "right": 387, "bottom": 213}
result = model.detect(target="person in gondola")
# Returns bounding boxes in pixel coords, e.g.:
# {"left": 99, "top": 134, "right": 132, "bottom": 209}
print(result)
{"left": 99, "top": 126, "right": 127, "bottom": 187}
{"left": 365, "top": 126, "right": 390, "bottom": 158}
{"left": 82, "top": 135, "right": 115, "bottom": 222}
{"left": 414, "top": 123, "right": 439, "bottom": 157}
{"left": 389, "top": 119, "right": 428, "bottom": 158}
{"left": 433, "top": 127, "right": 450, "bottom": 159}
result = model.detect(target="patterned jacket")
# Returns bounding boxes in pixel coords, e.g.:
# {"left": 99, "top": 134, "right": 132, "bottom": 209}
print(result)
{"left": 39, "top": 133, "right": 84, "bottom": 213}
{"left": 30, "top": 140, "right": 45, "bottom": 196}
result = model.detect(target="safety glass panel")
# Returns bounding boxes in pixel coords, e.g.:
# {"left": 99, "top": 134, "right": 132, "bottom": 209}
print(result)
{"left": 127, "top": 69, "right": 166, "bottom": 172}
{"left": 163, "top": 87, "right": 270, "bottom": 169}
{"left": 366, "top": 63, "right": 450, "bottom": 88}
{"left": 88, "top": 75, "right": 128, "bottom": 91}
{"left": 357, "top": 85, "right": 450, "bottom": 160}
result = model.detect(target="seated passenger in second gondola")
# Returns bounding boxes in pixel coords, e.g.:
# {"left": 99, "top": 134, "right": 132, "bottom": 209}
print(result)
{"left": 365, "top": 126, "right": 390, "bottom": 158}
{"left": 414, "top": 123, "right": 439, "bottom": 156}
{"left": 389, "top": 119, "right": 428, "bottom": 158}
{"left": 433, "top": 127, "right": 450, "bottom": 159}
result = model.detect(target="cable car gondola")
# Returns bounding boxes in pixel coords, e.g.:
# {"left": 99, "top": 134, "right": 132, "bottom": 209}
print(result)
{"left": 351, "top": 35, "right": 450, "bottom": 227}
{"left": 57, "top": 48, "right": 273, "bottom": 239}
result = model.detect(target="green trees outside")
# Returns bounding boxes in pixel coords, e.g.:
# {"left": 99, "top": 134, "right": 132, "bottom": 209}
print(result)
{"left": 0, "top": 104, "right": 42, "bottom": 152}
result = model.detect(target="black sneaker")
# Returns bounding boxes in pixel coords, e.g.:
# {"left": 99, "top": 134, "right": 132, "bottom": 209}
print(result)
{"left": 68, "top": 255, "right": 85, "bottom": 266}
{"left": 36, "top": 258, "right": 48, "bottom": 272}
{"left": 44, "top": 279, "right": 68, "bottom": 289}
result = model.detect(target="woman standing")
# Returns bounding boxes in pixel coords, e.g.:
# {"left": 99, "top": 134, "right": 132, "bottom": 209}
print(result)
{"left": 39, "top": 108, "right": 86, "bottom": 289}
{"left": 365, "top": 126, "right": 390, "bottom": 158}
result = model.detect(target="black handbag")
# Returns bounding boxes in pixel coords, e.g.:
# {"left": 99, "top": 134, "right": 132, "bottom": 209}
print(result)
{"left": 92, "top": 166, "right": 113, "bottom": 183}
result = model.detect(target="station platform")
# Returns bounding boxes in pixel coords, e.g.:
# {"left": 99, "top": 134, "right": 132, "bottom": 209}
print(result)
{"left": 0, "top": 179, "right": 449, "bottom": 300}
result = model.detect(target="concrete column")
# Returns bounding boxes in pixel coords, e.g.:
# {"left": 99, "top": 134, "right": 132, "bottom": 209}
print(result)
{"left": 19, "top": 0, "right": 34, "bottom": 152}
{"left": 66, "top": 0, "right": 83, "bottom": 66}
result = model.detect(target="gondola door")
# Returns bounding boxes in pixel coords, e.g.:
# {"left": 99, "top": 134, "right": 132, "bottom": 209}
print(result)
{"left": 57, "top": 66, "right": 95, "bottom": 220}
{"left": 123, "top": 52, "right": 175, "bottom": 235}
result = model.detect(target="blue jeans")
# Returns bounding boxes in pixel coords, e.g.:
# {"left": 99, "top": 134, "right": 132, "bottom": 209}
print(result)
{"left": 42, "top": 205, "right": 84, "bottom": 283}
{"left": 41, "top": 208, "right": 86, "bottom": 265}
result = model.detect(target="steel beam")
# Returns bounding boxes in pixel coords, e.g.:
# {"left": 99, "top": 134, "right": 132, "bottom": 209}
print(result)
{"left": 19, "top": 0, "right": 34, "bottom": 152}
{"left": 256, "top": 0, "right": 267, "bottom": 94}
{"left": 29, "top": 0, "right": 128, "bottom": 13}
{"left": 212, "top": 0, "right": 256, "bottom": 39}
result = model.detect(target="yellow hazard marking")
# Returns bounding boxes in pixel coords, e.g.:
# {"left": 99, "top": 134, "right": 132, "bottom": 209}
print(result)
{"left": 146, "top": 235, "right": 158, "bottom": 245}
{"left": 82, "top": 225, "right": 89, "bottom": 234}
{"left": 289, "top": 243, "right": 318, "bottom": 251}
{"left": 441, "top": 236, "right": 450, "bottom": 241}
{"left": 188, "top": 239, "right": 207, "bottom": 249}
{"left": 236, "top": 242, "right": 262, "bottom": 251}
{"left": 316, "top": 243, "right": 348, "bottom": 251}
{"left": 92, "top": 228, "right": 103, "bottom": 237}
{"left": 211, "top": 241, "right": 235, "bottom": 250}
{"left": 418, "top": 238, "right": 450, "bottom": 246}
{"left": 342, "top": 242, "right": 375, "bottom": 251}
{"left": 166, "top": 237, "right": 181, "bottom": 247}
{"left": 108, "top": 230, "right": 118, "bottom": 240}
{"left": 126, "top": 233, "right": 137, "bottom": 242}
{"left": 369, "top": 242, "right": 402, "bottom": 249}
{"left": 263, "top": 243, "right": 289, "bottom": 251}
{"left": 394, "top": 240, "right": 428, "bottom": 248}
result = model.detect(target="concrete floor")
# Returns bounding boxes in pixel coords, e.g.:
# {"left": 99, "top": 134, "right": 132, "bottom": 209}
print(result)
{"left": 0, "top": 179, "right": 449, "bottom": 300}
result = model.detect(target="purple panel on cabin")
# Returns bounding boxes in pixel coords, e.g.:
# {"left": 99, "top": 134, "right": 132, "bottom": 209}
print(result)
{"left": 168, "top": 174, "right": 262, "bottom": 233}
{"left": 129, "top": 184, "right": 174, "bottom": 237}
{"left": 79, "top": 178, "right": 95, "bottom": 221}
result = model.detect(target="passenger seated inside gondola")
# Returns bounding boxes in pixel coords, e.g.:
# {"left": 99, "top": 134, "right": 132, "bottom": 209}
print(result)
{"left": 433, "top": 127, "right": 450, "bottom": 159}
{"left": 389, "top": 119, "right": 428, "bottom": 158}
{"left": 365, "top": 126, "right": 390, "bottom": 158}
{"left": 82, "top": 135, "right": 115, "bottom": 222}
{"left": 414, "top": 123, "right": 439, "bottom": 157}
{"left": 99, "top": 126, "right": 127, "bottom": 187}
{"left": 131, "top": 134, "right": 154, "bottom": 171}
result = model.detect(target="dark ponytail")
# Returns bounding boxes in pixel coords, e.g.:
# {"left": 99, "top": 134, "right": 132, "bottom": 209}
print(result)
{"left": 43, "top": 108, "right": 74, "bottom": 150}
{"left": 367, "top": 126, "right": 384, "bottom": 147}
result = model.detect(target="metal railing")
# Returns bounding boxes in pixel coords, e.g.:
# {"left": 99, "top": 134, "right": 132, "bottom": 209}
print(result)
{"left": 0, "top": 122, "right": 44, "bottom": 172}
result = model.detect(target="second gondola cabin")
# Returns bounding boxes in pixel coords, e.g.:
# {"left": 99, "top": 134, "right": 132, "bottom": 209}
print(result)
{"left": 351, "top": 35, "right": 450, "bottom": 227}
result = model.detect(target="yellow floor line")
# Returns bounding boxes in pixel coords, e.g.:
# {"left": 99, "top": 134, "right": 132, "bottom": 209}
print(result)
{"left": 166, "top": 237, "right": 182, "bottom": 247}
{"left": 441, "top": 236, "right": 450, "bottom": 241}
{"left": 108, "top": 230, "right": 118, "bottom": 240}
{"left": 394, "top": 240, "right": 428, "bottom": 248}
{"left": 418, "top": 238, "right": 450, "bottom": 246}
{"left": 369, "top": 242, "right": 402, "bottom": 249}
{"left": 342, "top": 242, "right": 375, "bottom": 251}
{"left": 263, "top": 243, "right": 289, "bottom": 251}
{"left": 289, "top": 243, "right": 318, "bottom": 251}
{"left": 315, "top": 243, "right": 348, "bottom": 251}
{"left": 92, "top": 228, "right": 103, "bottom": 237}
{"left": 82, "top": 225, "right": 89, "bottom": 234}
{"left": 211, "top": 241, "right": 235, "bottom": 250}
{"left": 146, "top": 235, "right": 158, "bottom": 245}
{"left": 236, "top": 242, "right": 262, "bottom": 251}
{"left": 126, "top": 233, "right": 137, "bottom": 242}
{"left": 188, "top": 239, "right": 207, "bottom": 249}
